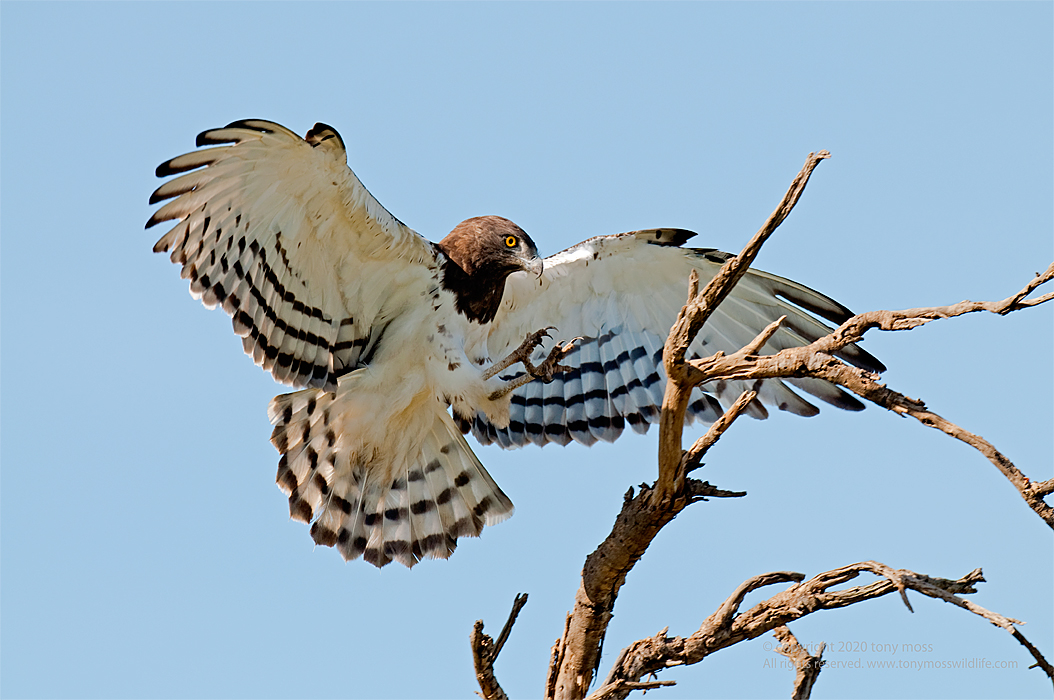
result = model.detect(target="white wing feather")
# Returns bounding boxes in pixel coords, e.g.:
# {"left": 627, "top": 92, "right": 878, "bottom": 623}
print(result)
{"left": 147, "top": 119, "right": 439, "bottom": 390}
{"left": 466, "top": 229, "right": 883, "bottom": 448}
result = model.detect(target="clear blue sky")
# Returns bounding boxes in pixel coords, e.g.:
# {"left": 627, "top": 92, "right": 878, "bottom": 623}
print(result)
{"left": 2, "top": 3, "right": 1051, "bottom": 699}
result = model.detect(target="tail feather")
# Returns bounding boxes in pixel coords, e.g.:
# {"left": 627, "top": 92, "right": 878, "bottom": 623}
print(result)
{"left": 269, "top": 387, "right": 513, "bottom": 568}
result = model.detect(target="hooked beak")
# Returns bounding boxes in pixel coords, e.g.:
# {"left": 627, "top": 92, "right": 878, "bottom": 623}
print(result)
{"left": 525, "top": 255, "right": 544, "bottom": 278}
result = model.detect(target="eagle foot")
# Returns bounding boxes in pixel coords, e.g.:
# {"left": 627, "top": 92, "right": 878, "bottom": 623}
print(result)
{"left": 521, "top": 337, "right": 580, "bottom": 383}
{"left": 486, "top": 329, "right": 580, "bottom": 400}
{"left": 481, "top": 327, "right": 555, "bottom": 381}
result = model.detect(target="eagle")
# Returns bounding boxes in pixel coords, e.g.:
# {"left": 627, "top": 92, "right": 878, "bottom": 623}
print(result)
{"left": 148, "top": 120, "right": 883, "bottom": 568}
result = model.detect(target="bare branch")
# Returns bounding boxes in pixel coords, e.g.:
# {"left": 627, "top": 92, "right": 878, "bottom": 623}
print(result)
{"left": 1034, "top": 478, "right": 1054, "bottom": 498}
{"left": 741, "top": 316, "right": 786, "bottom": 356}
{"left": 602, "top": 562, "right": 1053, "bottom": 696}
{"left": 676, "top": 150, "right": 831, "bottom": 356}
{"left": 546, "top": 613, "right": 573, "bottom": 700}
{"left": 550, "top": 479, "right": 746, "bottom": 700}
{"left": 773, "top": 626, "right": 825, "bottom": 700}
{"left": 543, "top": 150, "right": 1052, "bottom": 700}
{"left": 472, "top": 593, "right": 529, "bottom": 700}
{"left": 659, "top": 152, "right": 829, "bottom": 500}
{"left": 1013, "top": 629, "right": 1054, "bottom": 680}
{"left": 471, "top": 620, "right": 507, "bottom": 700}
{"left": 550, "top": 152, "right": 831, "bottom": 700}
{"left": 586, "top": 679, "right": 677, "bottom": 700}
{"left": 669, "top": 266, "right": 1054, "bottom": 527}
{"left": 709, "top": 571, "right": 806, "bottom": 631}
{"left": 493, "top": 593, "right": 529, "bottom": 660}
{"left": 682, "top": 391, "right": 757, "bottom": 476}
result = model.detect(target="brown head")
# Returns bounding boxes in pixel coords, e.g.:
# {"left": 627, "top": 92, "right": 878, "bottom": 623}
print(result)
{"left": 437, "top": 215, "right": 544, "bottom": 323}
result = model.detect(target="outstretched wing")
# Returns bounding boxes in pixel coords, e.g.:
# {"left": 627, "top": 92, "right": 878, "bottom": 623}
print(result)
{"left": 462, "top": 229, "right": 885, "bottom": 448}
{"left": 147, "top": 120, "right": 439, "bottom": 390}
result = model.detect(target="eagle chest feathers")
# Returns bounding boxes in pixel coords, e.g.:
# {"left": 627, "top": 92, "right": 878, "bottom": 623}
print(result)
{"left": 148, "top": 119, "right": 884, "bottom": 569}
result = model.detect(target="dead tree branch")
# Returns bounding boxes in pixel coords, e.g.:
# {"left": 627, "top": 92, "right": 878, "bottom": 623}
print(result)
{"left": 586, "top": 678, "right": 677, "bottom": 700}
{"left": 682, "top": 389, "right": 758, "bottom": 474}
{"left": 600, "top": 562, "right": 1053, "bottom": 697}
{"left": 658, "top": 151, "right": 830, "bottom": 501}
{"left": 548, "top": 477, "right": 748, "bottom": 700}
{"left": 472, "top": 593, "right": 529, "bottom": 700}
{"left": 549, "top": 152, "right": 831, "bottom": 700}
{"left": 674, "top": 264, "right": 1054, "bottom": 527}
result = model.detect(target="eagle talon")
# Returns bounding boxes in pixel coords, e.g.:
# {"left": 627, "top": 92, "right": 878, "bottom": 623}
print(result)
{"left": 481, "top": 326, "right": 560, "bottom": 381}
{"left": 486, "top": 332, "right": 579, "bottom": 398}
{"left": 524, "top": 337, "right": 580, "bottom": 383}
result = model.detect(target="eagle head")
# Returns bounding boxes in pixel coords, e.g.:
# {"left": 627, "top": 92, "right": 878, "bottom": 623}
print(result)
{"left": 439, "top": 215, "right": 543, "bottom": 278}
{"left": 437, "top": 216, "right": 544, "bottom": 323}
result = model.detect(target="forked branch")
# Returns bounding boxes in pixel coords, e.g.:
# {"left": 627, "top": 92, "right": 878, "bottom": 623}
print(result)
{"left": 550, "top": 151, "right": 831, "bottom": 700}
{"left": 472, "top": 593, "right": 529, "bottom": 700}
{"left": 676, "top": 265, "right": 1054, "bottom": 526}
{"left": 599, "top": 562, "right": 1053, "bottom": 698}
{"left": 657, "top": 151, "right": 831, "bottom": 499}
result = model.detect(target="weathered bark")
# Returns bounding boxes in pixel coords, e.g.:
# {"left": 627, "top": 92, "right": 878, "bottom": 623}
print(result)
{"left": 773, "top": 626, "right": 825, "bottom": 700}
{"left": 597, "top": 562, "right": 1054, "bottom": 699}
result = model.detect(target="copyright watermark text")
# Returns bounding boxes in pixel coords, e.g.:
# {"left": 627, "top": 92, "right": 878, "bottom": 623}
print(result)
{"left": 761, "top": 640, "right": 1019, "bottom": 672}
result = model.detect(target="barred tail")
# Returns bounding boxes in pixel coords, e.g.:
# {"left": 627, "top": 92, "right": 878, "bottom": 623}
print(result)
{"left": 268, "top": 387, "right": 513, "bottom": 568}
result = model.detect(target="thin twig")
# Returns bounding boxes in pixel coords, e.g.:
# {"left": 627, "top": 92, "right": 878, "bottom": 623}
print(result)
{"left": 472, "top": 593, "right": 529, "bottom": 700}
{"left": 470, "top": 620, "right": 508, "bottom": 700}
{"left": 546, "top": 613, "right": 573, "bottom": 700}
{"left": 682, "top": 390, "right": 757, "bottom": 474}
{"left": 493, "top": 593, "right": 529, "bottom": 659}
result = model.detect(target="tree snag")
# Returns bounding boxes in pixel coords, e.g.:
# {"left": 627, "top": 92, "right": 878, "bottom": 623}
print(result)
{"left": 470, "top": 151, "right": 1053, "bottom": 699}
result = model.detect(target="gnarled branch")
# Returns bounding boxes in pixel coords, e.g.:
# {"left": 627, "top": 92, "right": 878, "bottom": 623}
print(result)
{"left": 551, "top": 151, "right": 832, "bottom": 700}
{"left": 658, "top": 151, "right": 831, "bottom": 500}
{"left": 601, "top": 561, "right": 1052, "bottom": 697}
{"left": 548, "top": 477, "right": 747, "bottom": 700}
{"left": 675, "top": 265, "right": 1054, "bottom": 527}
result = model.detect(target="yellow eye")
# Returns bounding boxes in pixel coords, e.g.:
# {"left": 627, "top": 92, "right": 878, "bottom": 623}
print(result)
{"left": 505, "top": 235, "right": 518, "bottom": 248}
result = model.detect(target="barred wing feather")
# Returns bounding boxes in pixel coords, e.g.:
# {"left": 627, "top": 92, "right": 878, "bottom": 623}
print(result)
{"left": 147, "top": 120, "right": 438, "bottom": 390}
{"left": 467, "top": 229, "right": 884, "bottom": 448}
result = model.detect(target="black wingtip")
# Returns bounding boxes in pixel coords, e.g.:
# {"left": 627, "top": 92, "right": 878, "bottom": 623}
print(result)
{"left": 851, "top": 346, "right": 886, "bottom": 375}
{"left": 773, "top": 289, "right": 855, "bottom": 327}
{"left": 195, "top": 129, "right": 218, "bottom": 147}
{"left": 632, "top": 228, "right": 698, "bottom": 247}
{"left": 145, "top": 211, "right": 164, "bottom": 230}
{"left": 224, "top": 119, "right": 275, "bottom": 132}
{"left": 691, "top": 248, "right": 735, "bottom": 265}
{"left": 305, "top": 122, "right": 345, "bottom": 150}
{"left": 835, "top": 390, "right": 868, "bottom": 411}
